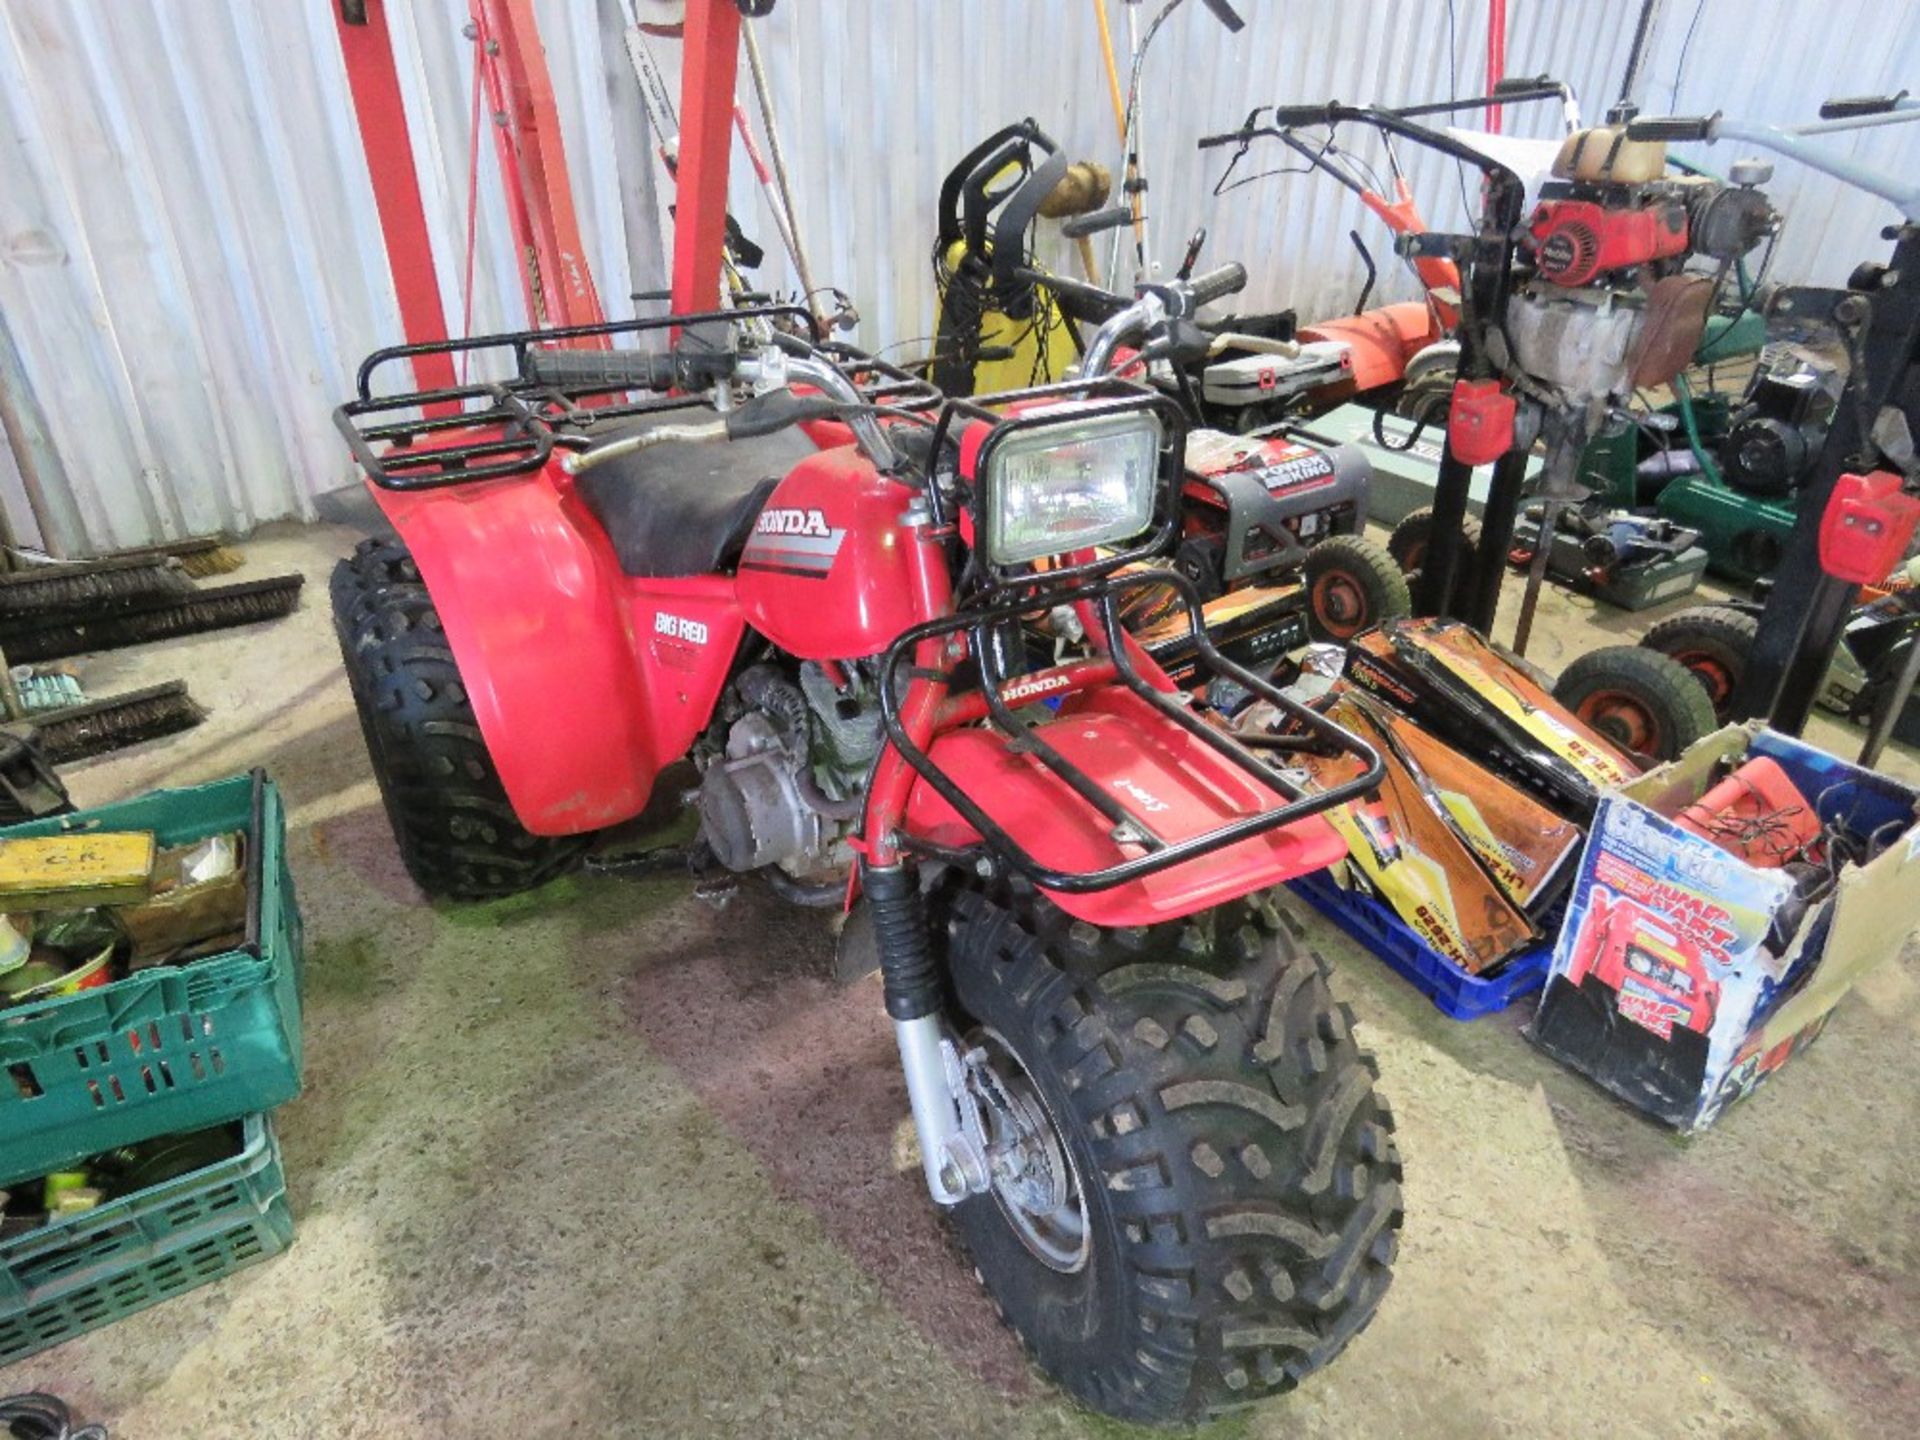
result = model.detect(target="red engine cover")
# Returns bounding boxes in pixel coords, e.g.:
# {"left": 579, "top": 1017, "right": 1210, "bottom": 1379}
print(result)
{"left": 735, "top": 445, "right": 924, "bottom": 659}
{"left": 1528, "top": 197, "right": 1689, "bottom": 286}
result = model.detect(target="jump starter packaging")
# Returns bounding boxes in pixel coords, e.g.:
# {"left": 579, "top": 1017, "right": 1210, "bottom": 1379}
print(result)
{"left": 1529, "top": 725, "right": 1920, "bottom": 1130}
{"left": 1291, "top": 690, "right": 1535, "bottom": 975}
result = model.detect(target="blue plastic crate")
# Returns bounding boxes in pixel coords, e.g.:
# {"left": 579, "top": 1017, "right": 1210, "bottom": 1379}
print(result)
{"left": 1288, "top": 869, "right": 1553, "bottom": 1020}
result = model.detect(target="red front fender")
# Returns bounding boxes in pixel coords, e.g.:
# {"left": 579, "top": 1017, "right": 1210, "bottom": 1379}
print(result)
{"left": 901, "top": 685, "right": 1347, "bottom": 928}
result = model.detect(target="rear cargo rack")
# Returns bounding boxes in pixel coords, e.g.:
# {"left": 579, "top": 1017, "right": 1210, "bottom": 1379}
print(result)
{"left": 334, "top": 307, "right": 944, "bottom": 491}
{"left": 879, "top": 565, "right": 1384, "bottom": 893}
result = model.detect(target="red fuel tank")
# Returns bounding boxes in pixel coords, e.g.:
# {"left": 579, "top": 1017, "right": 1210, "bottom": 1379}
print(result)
{"left": 735, "top": 446, "right": 925, "bottom": 659}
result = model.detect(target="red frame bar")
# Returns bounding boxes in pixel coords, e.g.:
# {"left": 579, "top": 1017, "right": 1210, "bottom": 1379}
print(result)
{"left": 1486, "top": 0, "right": 1508, "bottom": 134}
{"left": 471, "top": 0, "right": 609, "bottom": 334}
{"left": 334, "top": 0, "right": 458, "bottom": 399}
{"left": 671, "top": 0, "right": 742, "bottom": 317}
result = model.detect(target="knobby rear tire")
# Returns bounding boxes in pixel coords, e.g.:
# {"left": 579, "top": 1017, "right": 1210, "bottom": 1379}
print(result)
{"left": 331, "top": 538, "right": 589, "bottom": 900}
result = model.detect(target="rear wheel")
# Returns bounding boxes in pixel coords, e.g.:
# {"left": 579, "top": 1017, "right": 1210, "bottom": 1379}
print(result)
{"left": 1303, "top": 535, "right": 1411, "bottom": 643}
{"left": 1639, "top": 605, "right": 1757, "bottom": 722}
{"left": 331, "top": 538, "right": 589, "bottom": 899}
{"left": 945, "top": 887, "right": 1402, "bottom": 1424}
{"left": 1551, "top": 644, "right": 1716, "bottom": 766}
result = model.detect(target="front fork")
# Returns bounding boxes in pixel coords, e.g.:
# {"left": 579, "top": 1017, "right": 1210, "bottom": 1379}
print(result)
{"left": 863, "top": 861, "right": 987, "bottom": 1205}
{"left": 861, "top": 516, "right": 996, "bottom": 1207}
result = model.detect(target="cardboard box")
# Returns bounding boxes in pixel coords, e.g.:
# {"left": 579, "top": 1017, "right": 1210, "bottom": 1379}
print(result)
{"left": 1527, "top": 724, "right": 1920, "bottom": 1130}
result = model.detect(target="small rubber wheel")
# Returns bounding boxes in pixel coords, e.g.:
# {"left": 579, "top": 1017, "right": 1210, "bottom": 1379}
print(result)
{"left": 331, "top": 537, "right": 590, "bottom": 899}
{"left": 1385, "top": 507, "right": 1483, "bottom": 615}
{"left": 944, "top": 888, "right": 1401, "bottom": 1424}
{"left": 1303, "top": 534, "right": 1411, "bottom": 643}
{"left": 1174, "top": 534, "right": 1228, "bottom": 603}
{"left": 1639, "top": 605, "right": 1758, "bottom": 722}
{"left": 1551, "top": 644, "right": 1717, "bottom": 765}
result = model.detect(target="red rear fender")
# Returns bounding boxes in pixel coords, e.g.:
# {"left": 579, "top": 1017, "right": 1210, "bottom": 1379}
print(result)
{"left": 371, "top": 474, "right": 740, "bottom": 836}
{"left": 902, "top": 684, "right": 1346, "bottom": 928}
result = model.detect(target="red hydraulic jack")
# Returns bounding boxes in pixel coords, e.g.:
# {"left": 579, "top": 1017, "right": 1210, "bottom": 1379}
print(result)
{"left": 337, "top": 0, "right": 606, "bottom": 343}
{"left": 337, "top": 0, "right": 756, "bottom": 352}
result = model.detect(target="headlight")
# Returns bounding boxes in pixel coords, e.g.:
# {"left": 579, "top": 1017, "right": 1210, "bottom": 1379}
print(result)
{"left": 982, "top": 411, "right": 1162, "bottom": 565}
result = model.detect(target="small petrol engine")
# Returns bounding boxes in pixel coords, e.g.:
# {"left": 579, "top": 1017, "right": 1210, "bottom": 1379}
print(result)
{"left": 696, "top": 661, "right": 883, "bottom": 884}
{"left": 1504, "top": 127, "right": 1776, "bottom": 409}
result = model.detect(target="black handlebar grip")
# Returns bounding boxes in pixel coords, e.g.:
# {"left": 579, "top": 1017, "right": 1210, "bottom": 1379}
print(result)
{"left": 1197, "top": 129, "right": 1248, "bottom": 150}
{"left": 1199, "top": 0, "right": 1246, "bottom": 33}
{"left": 1186, "top": 262, "right": 1248, "bottom": 308}
{"left": 1625, "top": 114, "right": 1717, "bottom": 142}
{"left": 1819, "top": 91, "right": 1908, "bottom": 119}
{"left": 1059, "top": 205, "right": 1133, "bottom": 239}
{"left": 525, "top": 347, "right": 680, "bottom": 391}
{"left": 1269, "top": 103, "right": 1337, "bottom": 128}
{"left": 1493, "top": 74, "right": 1556, "bottom": 95}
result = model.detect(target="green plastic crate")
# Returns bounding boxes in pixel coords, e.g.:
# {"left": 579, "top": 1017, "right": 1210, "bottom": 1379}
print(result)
{"left": 0, "top": 1113, "right": 292, "bottom": 1365}
{"left": 0, "top": 772, "right": 303, "bottom": 1189}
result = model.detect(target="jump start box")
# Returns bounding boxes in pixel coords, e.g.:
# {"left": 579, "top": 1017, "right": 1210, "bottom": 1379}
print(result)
{"left": 1528, "top": 725, "right": 1920, "bottom": 1131}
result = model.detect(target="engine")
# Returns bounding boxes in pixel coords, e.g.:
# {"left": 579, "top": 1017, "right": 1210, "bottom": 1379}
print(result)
{"left": 695, "top": 661, "right": 883, "bottom": 883}
{"left": 1722, "top": 344, "right": 1844, "bottom": 497}
{"left": 1503, "top": 128, "right": 1777, "bottom": 409}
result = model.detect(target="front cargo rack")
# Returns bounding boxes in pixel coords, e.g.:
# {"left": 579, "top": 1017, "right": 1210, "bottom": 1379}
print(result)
{"left": 334, "top": 306, "right": 944, "bottom": 491}
{"left": 879, "top": 562, "right": 1385, "bottom": 894}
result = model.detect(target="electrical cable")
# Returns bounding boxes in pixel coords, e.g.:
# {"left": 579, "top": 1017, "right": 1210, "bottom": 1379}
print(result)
{"left": 1669, "top": 0, "right": 1711, "bottom": 111}
{"left": 1443, "top": 0, "right": 1475, "bottom": 220}
{"left": 0, "top": 1392, "right": 108, "bottom": 1440}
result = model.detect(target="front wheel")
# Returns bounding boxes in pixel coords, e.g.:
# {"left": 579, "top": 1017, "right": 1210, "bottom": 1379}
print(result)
{"left": 944, "top": 888, "right": 1402, "bottom": 1425}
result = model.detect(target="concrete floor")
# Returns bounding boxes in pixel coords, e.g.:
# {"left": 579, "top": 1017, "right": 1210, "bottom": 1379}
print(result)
{"left": 5, "top": 521, "right": 1917, "bottom": 1439}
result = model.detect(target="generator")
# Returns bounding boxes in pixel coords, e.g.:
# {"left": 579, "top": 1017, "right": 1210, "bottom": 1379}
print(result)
{"left": 1174, "top": 426, "right": 1373, "bottom": 595}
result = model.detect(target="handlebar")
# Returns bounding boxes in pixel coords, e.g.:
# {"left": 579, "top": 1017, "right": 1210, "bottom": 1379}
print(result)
{"left": 1625, "top": 114, "right": 1718, "bottom": 142}
{"left": 1201, "top": 80, "right": 1579, "bottom": 151}
{"left": 547, "top": 337, "right": 902, "bottom": 476}
{"left": 1627, "top": 110, "right": 1920, "bottom": 220}
{"left": 1010, "top": 265, "right": 1130, "bottom": 322}
{"left": 1186, "top": 261, "right": 1248, "bottom": 308}
{"left": 1820, "top": 91, "right": 1911, "bottom": 119}
{"left": 1059, "top": 205, "right": 1132, "bottom": 239}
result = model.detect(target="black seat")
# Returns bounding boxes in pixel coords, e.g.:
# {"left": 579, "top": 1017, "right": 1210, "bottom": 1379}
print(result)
{"left": 573, "top": 421, "right": 816, "bottom": 579}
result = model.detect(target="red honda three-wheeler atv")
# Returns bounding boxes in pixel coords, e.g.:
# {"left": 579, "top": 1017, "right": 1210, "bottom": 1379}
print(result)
{"left": 332, "top": 276, "right": 1402, "bottom": 1424}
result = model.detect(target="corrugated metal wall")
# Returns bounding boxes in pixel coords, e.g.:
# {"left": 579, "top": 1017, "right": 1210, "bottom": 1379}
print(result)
{"left": 0, "top": 0, "right": 1911, "bottom": 556}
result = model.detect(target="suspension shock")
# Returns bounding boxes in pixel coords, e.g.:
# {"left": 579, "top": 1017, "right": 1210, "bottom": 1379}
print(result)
{"left": 863, "top": 860, "right": 980, "bottom": 1204}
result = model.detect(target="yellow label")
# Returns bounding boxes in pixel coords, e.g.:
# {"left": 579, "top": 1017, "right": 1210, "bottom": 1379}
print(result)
{"left": 0, "top": 832, "right": 157, "bottom": 900}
